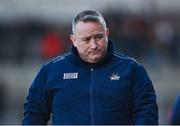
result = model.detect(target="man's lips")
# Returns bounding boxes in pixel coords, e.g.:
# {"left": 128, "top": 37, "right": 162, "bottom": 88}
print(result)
{"left": 89, "top": 51, "right": 100, "bottom": 55}
{"left": 89, "top": 49, "right": 102, "bottom": 54}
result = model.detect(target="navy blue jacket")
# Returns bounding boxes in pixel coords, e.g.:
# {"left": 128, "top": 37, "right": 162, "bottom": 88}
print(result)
{"left": 171, "top": 93, "right": 180, "bottom": 124}
{"left": 22, "top": 41, "right": 158, "bottom": 125}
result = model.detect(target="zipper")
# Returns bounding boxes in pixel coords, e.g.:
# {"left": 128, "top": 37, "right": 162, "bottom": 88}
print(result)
{"left": 90, "top": 68, "right": 94, "bottom": 124}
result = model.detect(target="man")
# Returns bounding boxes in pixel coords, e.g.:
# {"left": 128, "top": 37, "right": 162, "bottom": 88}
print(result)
{"left": 22, "top": 9, "right": 158, "bottom": 125}
{"left": 171, "top": 93, "right": 180, "bottom": 124}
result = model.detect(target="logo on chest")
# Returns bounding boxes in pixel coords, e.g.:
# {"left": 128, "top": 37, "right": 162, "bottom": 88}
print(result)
{"left": 63, "top": 72, "right": 78, "bottom": 79}
{"left": 110, "top": 73, "right": 120, "bottom": 81}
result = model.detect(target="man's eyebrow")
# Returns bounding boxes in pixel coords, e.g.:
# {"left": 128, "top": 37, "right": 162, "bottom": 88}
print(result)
{"left": 79, "top": 32, "right": 104, "bottom": 38}
{"left": 80, "top": 36, "right": 91, "bottom": 39}
{"left": 94, "top": 33, "right": 104, "bottom": 36}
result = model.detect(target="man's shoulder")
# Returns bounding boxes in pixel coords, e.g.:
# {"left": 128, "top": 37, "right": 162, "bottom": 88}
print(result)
{"left": 112, "top": 51, "right": 139, "bottom": 64}
{"left": 44, "top": 52, "right": 71, "bottom": 66}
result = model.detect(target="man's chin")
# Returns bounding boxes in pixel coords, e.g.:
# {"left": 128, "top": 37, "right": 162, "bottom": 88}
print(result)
{"left": 89, "top": 57, "right": 102, "bottom": 63}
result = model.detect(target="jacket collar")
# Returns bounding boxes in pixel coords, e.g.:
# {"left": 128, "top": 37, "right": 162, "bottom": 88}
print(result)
{"left": 69, "top": 40, "right": 114, "bottom": 68}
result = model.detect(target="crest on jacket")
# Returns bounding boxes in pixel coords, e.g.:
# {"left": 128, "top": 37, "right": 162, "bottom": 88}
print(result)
{"left": 110, "top": 73, "right": 120, "bottom": 80}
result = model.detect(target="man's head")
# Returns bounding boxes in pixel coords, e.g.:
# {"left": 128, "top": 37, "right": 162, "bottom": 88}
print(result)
{"left": 70, "top": 9, "right": 109, "bottom": 63}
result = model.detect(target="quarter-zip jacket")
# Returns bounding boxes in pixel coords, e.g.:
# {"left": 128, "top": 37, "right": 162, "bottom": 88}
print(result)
{"left": 22, "top": 41, "right": 158, "bottom": 125}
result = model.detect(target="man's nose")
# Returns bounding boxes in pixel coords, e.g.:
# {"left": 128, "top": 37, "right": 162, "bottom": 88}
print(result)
{"left": 90, "top": 39, "right": 98, "bottom": 49}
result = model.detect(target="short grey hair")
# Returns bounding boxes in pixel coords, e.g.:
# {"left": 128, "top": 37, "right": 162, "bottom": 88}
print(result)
{"left": 72, "top": 9, "right": 107, "bottom": 34}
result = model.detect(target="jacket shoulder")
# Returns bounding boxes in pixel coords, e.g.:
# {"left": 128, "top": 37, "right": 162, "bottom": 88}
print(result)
{"left": 112, "top": 51, "right": 140, "bottom": 65}
{"left": 44, "top": 52, "right": 71, "bottom": 66}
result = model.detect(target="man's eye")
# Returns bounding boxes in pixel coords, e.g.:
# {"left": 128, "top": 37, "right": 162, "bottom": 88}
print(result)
{"left": 98, "top": 35, "right": 103, "bottom": 38}
{"left": 95, "top": 35, "right": 103, "bottom": 39}
{"left": 82, "top": 38, "right": 90, "bottom": 41}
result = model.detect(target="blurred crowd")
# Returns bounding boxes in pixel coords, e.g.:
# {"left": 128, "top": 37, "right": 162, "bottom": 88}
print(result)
{"left": 0, "top": 20, "right": 70, "bottom": 64}
{"left": 0, "top": 10, "right": 180, "bottom": 66}
{"left": 105, "top": 11, "right": 180, "bottom": 66}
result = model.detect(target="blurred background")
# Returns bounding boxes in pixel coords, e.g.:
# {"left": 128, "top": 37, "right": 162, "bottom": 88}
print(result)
{"left": 0, "top": 0, "right": 180, "bottom": 124}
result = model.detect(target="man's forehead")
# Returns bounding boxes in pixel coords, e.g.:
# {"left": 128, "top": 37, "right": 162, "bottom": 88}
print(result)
{"left": 75, "top": 21, "right": 103, "bottom": 30}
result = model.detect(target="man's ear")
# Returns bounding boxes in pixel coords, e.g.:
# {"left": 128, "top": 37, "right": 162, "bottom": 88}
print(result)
{"left": 70, "top": 34, "right": 77, "bottom": 47}
{"left": 105, "top": 28, "right": 109, "bottom": 41}
{"left": 106, "top": 28, "right": 109, "bottom": 36}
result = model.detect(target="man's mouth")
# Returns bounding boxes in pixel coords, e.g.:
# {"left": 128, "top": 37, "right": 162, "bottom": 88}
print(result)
{"left": 89, "top": 50, "right": 101, "bottom": 54}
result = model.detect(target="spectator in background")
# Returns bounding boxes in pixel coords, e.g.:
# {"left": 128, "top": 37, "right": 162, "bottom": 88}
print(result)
{"left": 40, "top": 27, "right": 65, "bottom": 59}
{"left": 171, "top": 93, "right": 180, "bottom": 124}
{"left": 154, "top": 21, "right": 179, "bottom": 64}
{"left": 119, "top": 17, "right": 152, "bottom": 60}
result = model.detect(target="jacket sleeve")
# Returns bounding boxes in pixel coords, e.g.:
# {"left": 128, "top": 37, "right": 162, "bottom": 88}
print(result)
{"left": 171, "top": 94, "right": 180, "bottom": 124}
{"left": 132, "top": 63, "right": 158, "bottom": 125}
{"left": 22, "top": 65, "right": 51, "bottom": 125}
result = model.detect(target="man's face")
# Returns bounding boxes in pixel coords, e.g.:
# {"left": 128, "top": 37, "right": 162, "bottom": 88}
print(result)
{"left": 70, "top": 21, "right": 109, "bottom": 63}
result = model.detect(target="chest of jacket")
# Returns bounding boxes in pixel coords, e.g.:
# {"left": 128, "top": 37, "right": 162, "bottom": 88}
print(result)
{"left": 49, "top": 61, "right": 133, "bottom": 114}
